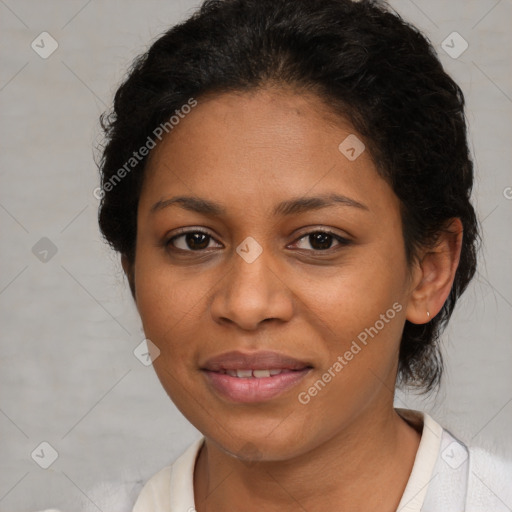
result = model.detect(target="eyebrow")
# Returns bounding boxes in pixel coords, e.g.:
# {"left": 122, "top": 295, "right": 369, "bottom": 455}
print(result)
{"left": 150, "top": 192, "right": 370, "bottom": 217}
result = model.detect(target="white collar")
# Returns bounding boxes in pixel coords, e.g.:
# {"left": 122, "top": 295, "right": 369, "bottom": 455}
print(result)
{"left": 395, "top": 408, "right": 444, "bottom": 511}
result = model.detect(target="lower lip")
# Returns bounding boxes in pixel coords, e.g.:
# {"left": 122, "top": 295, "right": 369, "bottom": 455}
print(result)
{"left": 202, "top": 369, "right": 312, "bottom": 403}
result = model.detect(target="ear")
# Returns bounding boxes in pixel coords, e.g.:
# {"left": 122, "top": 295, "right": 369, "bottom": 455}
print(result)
{"left": 121, "top": 254, "right": 136, "bottom": 301}
{"left": 405, "top": 218, "right": 463, "bottom": 324}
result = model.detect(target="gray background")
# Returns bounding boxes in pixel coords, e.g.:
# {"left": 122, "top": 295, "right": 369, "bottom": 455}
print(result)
{"left": 0, "top": 0, "right": 511, "bottom": 511}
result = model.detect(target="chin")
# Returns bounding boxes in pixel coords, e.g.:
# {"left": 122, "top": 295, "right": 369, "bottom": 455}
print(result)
{"left": 206, "top": 424, "right": 312, "bottom": 463}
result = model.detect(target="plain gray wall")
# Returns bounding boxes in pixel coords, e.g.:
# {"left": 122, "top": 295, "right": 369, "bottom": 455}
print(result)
{"left": 1, "top": 1, "right": 511, "bottom": 510}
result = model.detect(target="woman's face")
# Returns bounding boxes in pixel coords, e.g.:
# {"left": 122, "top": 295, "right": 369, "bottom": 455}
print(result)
{"left": 132, "top": 87, "right": 416, "bottom": 460}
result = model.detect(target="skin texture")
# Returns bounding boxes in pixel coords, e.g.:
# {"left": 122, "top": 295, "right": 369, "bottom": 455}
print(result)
{"left": 123, "top": 85, "right": 463, "bottom": 511}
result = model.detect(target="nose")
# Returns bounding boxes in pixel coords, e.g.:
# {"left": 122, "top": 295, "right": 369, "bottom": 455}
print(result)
{"left": 209, "top": 241, "right": 294, "bottom": 331}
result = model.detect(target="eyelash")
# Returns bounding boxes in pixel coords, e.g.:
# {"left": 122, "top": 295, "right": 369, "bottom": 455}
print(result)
{"left": 164, "top": 228, "right": 352, "bottom": 254}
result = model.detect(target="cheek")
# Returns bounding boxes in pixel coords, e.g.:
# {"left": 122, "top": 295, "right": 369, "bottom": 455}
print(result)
{"left": 134, "top": 260, "right": 203, "bottom": 406}
{"left": 309, "top": 242, "right": 408, "bottom": 387}
{"left": 133, "top": 248, "right": 199, "bottom": 357}
{"left": 316, "top": 249, "right": 406, "bottom": 332}
{"left": 294, "top": 268, "right": 406, "bottom": 441}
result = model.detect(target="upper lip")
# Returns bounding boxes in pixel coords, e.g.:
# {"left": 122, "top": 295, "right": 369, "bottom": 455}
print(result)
{"left": 201, "top": 350, "right": 312, "bottom": 371}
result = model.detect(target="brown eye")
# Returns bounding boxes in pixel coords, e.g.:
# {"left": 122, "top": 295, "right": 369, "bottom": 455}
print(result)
{"left": 293, "top": 231, "right": 351, "bottom": 251}
{"left": 167, "top": 230, "right": 221, "bottom": 251}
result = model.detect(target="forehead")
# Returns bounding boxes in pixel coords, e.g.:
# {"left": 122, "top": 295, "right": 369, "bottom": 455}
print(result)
{"left": 139, "top": 87, "right": 399, "bottom": 219}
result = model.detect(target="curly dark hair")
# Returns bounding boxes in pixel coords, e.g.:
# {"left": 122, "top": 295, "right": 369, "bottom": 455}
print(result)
{"left": 97, "top": 0, "right": 480, "bottom": 393}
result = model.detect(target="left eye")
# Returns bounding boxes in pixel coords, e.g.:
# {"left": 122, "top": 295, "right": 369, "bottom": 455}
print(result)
{"left": 293, "top": 231, "right": 350, "bottom": 251}
{"left": 166, "top": 230, "right": 350, "bottom": 252}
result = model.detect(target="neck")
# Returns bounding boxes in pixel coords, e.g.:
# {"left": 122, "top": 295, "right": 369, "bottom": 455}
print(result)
{"left": 193, "top": 405, "right": 422, "bottom": 512}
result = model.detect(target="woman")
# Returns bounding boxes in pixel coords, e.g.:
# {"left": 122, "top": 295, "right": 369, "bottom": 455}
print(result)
{"left": 89, "top": 0, "right": 511, "bottom": 510}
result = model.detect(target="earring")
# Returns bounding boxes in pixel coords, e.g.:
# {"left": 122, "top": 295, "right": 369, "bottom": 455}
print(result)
{"left": 427, "top": 311, "right": 430, "bottom": 319}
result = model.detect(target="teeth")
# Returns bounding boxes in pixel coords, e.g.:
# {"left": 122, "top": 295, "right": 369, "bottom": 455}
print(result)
{"left": 252, "top": 369, "right": 271, "bottom": 378}
{"left": 236, "top": 369, "right": 253, "bottom": 378}
{"left": 223, "top": 369, "right": 287, "bottom": 378}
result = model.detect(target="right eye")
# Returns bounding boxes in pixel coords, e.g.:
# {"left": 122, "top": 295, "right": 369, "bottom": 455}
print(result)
{"left": 166, "top": 229, "right": 223, "bottom": 252}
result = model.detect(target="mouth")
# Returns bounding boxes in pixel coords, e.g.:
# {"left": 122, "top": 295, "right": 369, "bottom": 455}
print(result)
{"left": 200, "top": 350, "right": 313, "bottom": 403}
{"left": 210, "top": 368, "right": 303, "bottom": 378}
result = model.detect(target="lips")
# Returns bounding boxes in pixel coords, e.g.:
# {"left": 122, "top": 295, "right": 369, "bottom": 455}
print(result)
{"left": 201, "top": 350, "right": 312, "bottom": 372}
{"left": 200, "top": 350, "right": 313, "bottom": 403}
